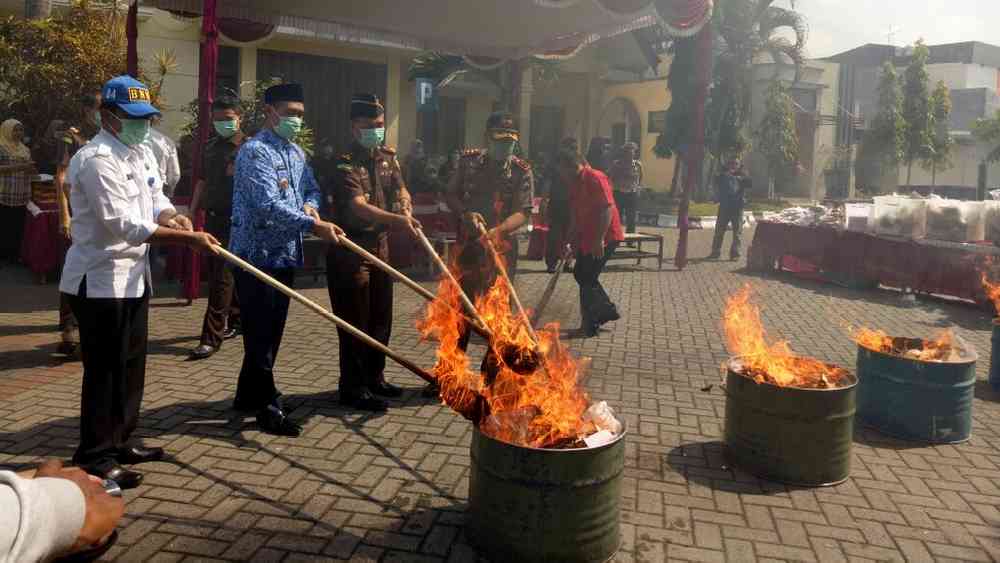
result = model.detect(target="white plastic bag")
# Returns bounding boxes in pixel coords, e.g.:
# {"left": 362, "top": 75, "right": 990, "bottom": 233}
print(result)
{"left": 582, "top": 401, "right": 622, "bottom": 435}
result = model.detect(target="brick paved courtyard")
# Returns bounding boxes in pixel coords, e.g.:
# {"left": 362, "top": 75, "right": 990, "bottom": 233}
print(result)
{"left": 2, "top": 227, "right": 1000, "bottom": 562}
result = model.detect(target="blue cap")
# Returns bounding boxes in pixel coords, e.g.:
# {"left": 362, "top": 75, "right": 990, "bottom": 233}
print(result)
{"left": 101, "top": 75, "right": 160, "bottom": 118}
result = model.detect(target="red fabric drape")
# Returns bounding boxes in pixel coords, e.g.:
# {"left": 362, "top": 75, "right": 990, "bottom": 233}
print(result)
{"left": 126, "top": 1, "right": 138, "bottom": 77}
{"left": 184, "top": 0, "right": 218, "bottom": 302}
{"left": 673, "top": 23, "right": 711, "bottom": 270}
{"left": 655, "top": 0, "right": 713, "bottom": 36}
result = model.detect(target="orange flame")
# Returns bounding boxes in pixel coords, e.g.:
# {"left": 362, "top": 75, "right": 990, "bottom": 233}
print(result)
{"left": 981, "top": 272, "right": 1000, "bottom": 316}
{"left": 417, "top": 250, "right": 591, "bottom": 449}
{"left": 853, "top": 327, "right": 965, "bottom": 362}
{"left": 723, "top": 284, "right": 851, "bottom": 388}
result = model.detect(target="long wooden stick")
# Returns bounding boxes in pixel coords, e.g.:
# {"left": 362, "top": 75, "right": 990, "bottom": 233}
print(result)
{"left": 476, "top": 224, "right": 539, "bottom": 343}
{"left": 532, "top": 253, "right": 569, "bottom": 329}
{"left": 216, "top": 247, "right": 436, "bottom": 385}
{"left": 414, "top": 228, "right": 488, "bottom": 331}
{"left": 337, "top": 234, "right": 494, "bottom": 340}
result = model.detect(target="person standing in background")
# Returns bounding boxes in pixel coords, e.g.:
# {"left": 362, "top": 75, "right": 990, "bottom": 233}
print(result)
{"left": 61, "top": 76, "right": 219, "bottom": 488}
{"left": 559, "top": 147, "right": 623, "bottom": 338}
{"left": 544, "top": 137, "right": 578, "bottom": 273}
{"left": 708, "top": 158, "right": 746, "bottom": 261}
{"left": 610, "top": 142, "right": 642, "bottom": 234}
{"left": 145, "top": 115, "right": 181, "bottom": 198}
{"left": 0, "top": 119, "right": 34, "bottom": 266}
{"left": 54, "top": 91, "right": 102, "bottom": 357}
{"left": 188, "top": 96, "right": 245, "bottom": 360}
{"left": 229, "top": 83, "right": 344, "bottom": 436}
{"left": 585, "top": 137, "right": 612, "bottom": 174}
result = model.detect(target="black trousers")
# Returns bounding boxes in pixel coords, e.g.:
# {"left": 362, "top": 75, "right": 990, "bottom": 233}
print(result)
{"left": 574, "top": 242, "right": 618, "bottom": 327}
{"left": 614, "top": 191, "right": 638, "bottom": 233}
{"left": 327, "top": 238, "right": 393, "bottom": 394}
{"left": 711, "top": 204, "right": 743, "bottom": 256}
{"left": 67, "top": 281, "right": 149, "bottom": 464}
{"left": 199, "top": 213, "right": 240, "bottom": 348}
{"left": 0, "top": 205, "right": 25, "bottom": 263}
{"left": 233, "top": 268, "right": 292, "bottom": 412}
{"left": 58, "top": 238, "right": 78, "bottom": 344}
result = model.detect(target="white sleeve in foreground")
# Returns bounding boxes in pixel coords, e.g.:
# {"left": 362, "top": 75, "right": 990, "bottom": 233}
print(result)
{"left": 0, "top": 472, "right": 86, "bottom": 563}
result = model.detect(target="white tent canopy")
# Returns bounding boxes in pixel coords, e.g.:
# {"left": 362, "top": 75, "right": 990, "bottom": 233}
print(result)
{"left": 149, "top": 0, "right": 661, "bottom": 59}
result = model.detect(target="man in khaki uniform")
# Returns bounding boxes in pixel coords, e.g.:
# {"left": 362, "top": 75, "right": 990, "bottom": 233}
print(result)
{"left": 423, "top": 111, "right": 534, "bottom": 397}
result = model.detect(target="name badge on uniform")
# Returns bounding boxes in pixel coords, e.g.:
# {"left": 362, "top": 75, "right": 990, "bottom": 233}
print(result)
{"left": 148, "top": 176, "right": 156, "bottom": 187}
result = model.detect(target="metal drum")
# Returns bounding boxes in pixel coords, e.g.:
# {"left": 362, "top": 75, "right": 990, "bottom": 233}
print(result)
{"left": 723, "top": 362, "right": 857, "bottom": 487}
{"left": 990, "top": 321, "right": 1000, "bottom": 392}
{"left": 857, "top": 338, "right": 976, "bottom": 443}
{"left": 467, "top": 426, "right": 626, "bottom": 563}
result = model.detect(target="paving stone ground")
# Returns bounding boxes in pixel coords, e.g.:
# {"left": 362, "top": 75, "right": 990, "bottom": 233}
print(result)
{"left": 1, "top": 227, "right": 1000, "bottom": 562}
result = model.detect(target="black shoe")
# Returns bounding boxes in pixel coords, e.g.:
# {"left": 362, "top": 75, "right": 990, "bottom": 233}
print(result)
{"left": 223, "top": 326, "right": 241, "bottom": 340}
{"left": 116, "top": 446, "right": 164, "bottom": 465}
{"left": 546, "top": 266, "right": 557, "bottom": 274}
{"left": 79, "top": 459, "right": 143, "bottom": 490}
{"left": 580, "top": 324, "right": 600, "bottom": 338}
{"left": 421, "top": 382, "right": 440, "bottom": 398}
{"left": 190, "top": 344, "right": 218, "bottom": 360}
{"left": 256, "top": 405, "right": 302, "bottom": 437}
{"left": 707, "top": 252, "right": 721, "bottom": 260}
{"left": 57, "top": 341, "right": 78, "bottom": 356}
{"left": 370, "top": 380, "right": 403, "bottom": 398}
{"left": 597, "top": 305, "right": 620, "bottom": 325}
{"left": 340, "top": 389, "right": 388, "bottom": 411}
{"left": 730, "top": 253, "right": 741, "bottom": 261}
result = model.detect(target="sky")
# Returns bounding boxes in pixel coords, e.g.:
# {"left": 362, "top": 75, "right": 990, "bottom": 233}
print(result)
{"left": 787, "top": 0, "right": 1000, "bottom": 58}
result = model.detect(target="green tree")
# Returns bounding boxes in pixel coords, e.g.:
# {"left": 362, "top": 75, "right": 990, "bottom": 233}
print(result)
{"left": 902, "top": 39, "right": 934, "bottom": 185}
{"left": 861, "top": 61, "right": 905, "bottom": 192}
{"left": 754, "top": 80, "right": 798, "bottom": 199}
{"left": 0, "top": 0, "right": 165, "bottom": 138}
{"left": 973, "top": 109, "right": 1000, "bottom": 164}
{"left": 922, "top": 80, "right": 953, "bottom": 185}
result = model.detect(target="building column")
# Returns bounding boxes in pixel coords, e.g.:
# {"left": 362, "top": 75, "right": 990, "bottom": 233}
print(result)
{"left": 239, "top": 46, "right": 257, "bottom": 98}
{"left": 518, "top": 64, "right": 533, "bottom": 155}
{"left": 386, "top": 54, "right": 402, "bottom": 148}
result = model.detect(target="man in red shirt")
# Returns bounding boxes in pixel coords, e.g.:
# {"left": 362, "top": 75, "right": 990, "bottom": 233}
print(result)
{"left": 557, "top": 148, "right": 625, "bottom": 337}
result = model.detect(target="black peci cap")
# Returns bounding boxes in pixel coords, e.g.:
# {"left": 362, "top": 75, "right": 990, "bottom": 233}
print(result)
{"left": 486, "top": 111, "right": 518, "bottom": 141}
{"left": 264, "top": 83, "right": 304, "bottom": 105}
{"left": 351, "top": 93, "right": 385, "bottom": 119}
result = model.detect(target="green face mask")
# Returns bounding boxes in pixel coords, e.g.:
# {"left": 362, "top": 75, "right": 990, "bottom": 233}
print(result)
{"left": 274, "top": 116, "right": 302, "bottom": 140}
{"left": 213, "top": 119, "right": 239, "bottom": 139}
{"left": 489, "top": 139, "right": 516, "bottom": 161}
{"left": 358, "top": 127, "right": 385, "bottom": 149}
{"left": 117, "top": 117, "right": 150, "bottom": 146}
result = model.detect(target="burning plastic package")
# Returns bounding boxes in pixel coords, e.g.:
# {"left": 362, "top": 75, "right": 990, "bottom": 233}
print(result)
{"left": 853, "top": 327, "right": 974, "bottom": 363}
{"left": 580, "top": 401, "right": 623, "bottom": 447}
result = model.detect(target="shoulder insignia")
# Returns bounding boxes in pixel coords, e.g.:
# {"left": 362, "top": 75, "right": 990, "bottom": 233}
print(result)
{"left": 338, "top": 153, "right": 352, "bottom": 162}
{"left": 512, "top": 156, "right": 531, "bottom": 172}
{"left": 68, "top": 127, "right": 80, "bottom": 135}
{"left": 337, "top": 163, "right": 354, "bottom": 172}
{"left": 461, "top": 148, "right": 485, "bottom": 159}
{"left": 379, "top": 145, "right": 397, "bottom": 156}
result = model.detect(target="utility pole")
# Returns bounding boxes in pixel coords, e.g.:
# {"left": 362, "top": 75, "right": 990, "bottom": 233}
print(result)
{"left": 886, "top": 25, "right": 901, "bottom": 47}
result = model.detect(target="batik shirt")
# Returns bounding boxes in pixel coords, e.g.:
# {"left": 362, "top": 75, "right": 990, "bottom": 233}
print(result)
{"left": 230, "top": 128, "right": 320, "bottom": 269}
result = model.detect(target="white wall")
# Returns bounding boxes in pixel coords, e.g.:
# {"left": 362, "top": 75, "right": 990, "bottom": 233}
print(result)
{"left": 927, "top": 63, "right": 1000, "bottom": 90}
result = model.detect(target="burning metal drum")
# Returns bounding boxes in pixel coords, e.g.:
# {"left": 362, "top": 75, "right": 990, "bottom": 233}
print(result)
{"left": 857, "top": 337, "right": 976, "bottom": 443}
{"left": 467, "top": 425, "right": 626, "bottom": 563}
{"left": 991, "top": 320, "right": 1000, "bottom": 392}
{"left": 723, "top": 360, "right": 858, "bottom": 487}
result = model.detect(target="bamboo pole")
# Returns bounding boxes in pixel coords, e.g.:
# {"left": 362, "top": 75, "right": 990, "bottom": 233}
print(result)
{"left": 413, "top": 228, "right": 488, "bottom": 331}
{"left": 337, "top": 234, "right": 494, "bottom": 340}
{"left": 216, "top": 247, "right": 436, "bottom": 385}
{"left": 475, "top": 224, "right": 539, "bottom": 343}
{"left": 532, "top": 253, "right": 569, "bottom": 329}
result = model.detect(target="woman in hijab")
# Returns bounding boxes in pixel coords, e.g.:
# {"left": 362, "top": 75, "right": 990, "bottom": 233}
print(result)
{"left": 0, "top": 119, "right": 35, "bottom": 263}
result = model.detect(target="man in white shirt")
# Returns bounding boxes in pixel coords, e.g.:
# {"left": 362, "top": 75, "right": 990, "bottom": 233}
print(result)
{"left": 144, "top": 115, "right": 181, "bottom": 197}
{"left": 60, "top": 75, "right": 219, "bottom": 489}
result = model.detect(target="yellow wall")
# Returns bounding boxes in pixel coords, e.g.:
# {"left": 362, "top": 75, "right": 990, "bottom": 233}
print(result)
{"left": 600, "top": 79, "right": 675, "bottom": 191}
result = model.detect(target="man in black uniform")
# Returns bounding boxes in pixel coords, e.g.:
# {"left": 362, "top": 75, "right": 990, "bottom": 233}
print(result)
{"left": 708, "top": 158, "right": 746, "bottom": 260}
{"left": 423, "top": 111, "right": 534, "bottom": 397}
{"left": 189, "top": 96, "right": 244, "bottom": 359}
{"left": 326, "top": 94, "right": 420, "bottom": 411}
{"left": 54, "top": 91, "right": 102, "bottom": 356}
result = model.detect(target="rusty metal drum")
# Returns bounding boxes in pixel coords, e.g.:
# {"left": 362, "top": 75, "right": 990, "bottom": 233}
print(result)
{"left": 467, "top": 425, "right": 626, "bottom": 563}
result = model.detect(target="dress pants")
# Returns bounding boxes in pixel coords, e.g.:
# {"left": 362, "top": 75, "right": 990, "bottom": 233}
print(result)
{"left": 199, "top": 212, "right": 240, "bottom": 348}
{"left": 58, "top": 238, "right": 79, "bottom": 345}
{"left": 67, "top": 279, "right": 149, "bottom": 464}
{"left": 574, "top": 242, "right": 618, "bottom": 328}
{"left": 711, "top": 204, "right": 743, "bottom": 257}
{"left": 327, "top": 237, "right": 393, "bottom": 394}
{"left": 616, "top": 191, "right": 638, "bottom": 234}
{"left": 233, "top": 268, "right": 292, "bottom": 412}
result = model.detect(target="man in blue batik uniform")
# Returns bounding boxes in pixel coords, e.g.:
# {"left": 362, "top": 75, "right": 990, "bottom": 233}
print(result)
{"left": 230, "top": 83, "right": 343, "bottom": 436}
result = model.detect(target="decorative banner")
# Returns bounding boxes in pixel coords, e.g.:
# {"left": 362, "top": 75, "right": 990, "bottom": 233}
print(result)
{"left": 416, "top": 78, "right": 437, "bottom": 112}
{"left": 654, "top": 0, "right": 714, "bottom": 37}
{"left": 462, "top": 55, "right": 508, "bottom": 71}
{"left": 218, "top": 17, "right": 275, "bottom": 43}
{"left": 593, "top": 0, "right": 655, "bottom": 17}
